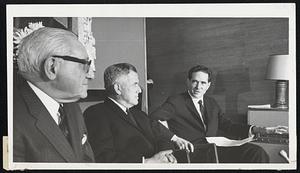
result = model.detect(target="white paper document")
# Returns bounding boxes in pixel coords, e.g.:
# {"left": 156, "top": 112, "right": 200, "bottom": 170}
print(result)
{"left": 247, "top": 104, "right": 271, "bottom": 109}
{"left": 206, "top": 136, "right": 254, "bottom": 147}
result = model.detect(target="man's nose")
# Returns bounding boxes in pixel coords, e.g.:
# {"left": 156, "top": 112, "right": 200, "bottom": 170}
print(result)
{"left": 86, "top": 70, "right": 94, "bottom": 79}
{"left": 195, "top": 82, "right": 200, "bottom": 89}
{"left": 138, "top": 85, "right": 142, "bottom": 93}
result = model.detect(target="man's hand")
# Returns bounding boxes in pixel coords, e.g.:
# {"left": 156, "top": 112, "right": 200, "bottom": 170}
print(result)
{"left": 252, "top": 125, "right": 288, "bottom": 135}
{"left": 171, "top": 135, "right": 194, "bottom": 152}
{"left": 144, "top": 150, "right": 177, "bottom": 163}
{"left": 265, "top": 126, "right": 288, "bottom": 134}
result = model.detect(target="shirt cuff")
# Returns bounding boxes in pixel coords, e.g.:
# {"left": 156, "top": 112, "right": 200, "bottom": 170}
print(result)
{"left": 142, "top": 156, "right": 145, "bottom": 163}
{"left": 170, "top": 135, "right": 178, "bottom": 141}
{"left": 248, "top": 125, "right": 255, "bottom": 137}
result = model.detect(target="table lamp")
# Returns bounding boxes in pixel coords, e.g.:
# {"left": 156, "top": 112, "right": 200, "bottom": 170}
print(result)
{"left": 266, "top": 54, "right": 290, "bottom": 109}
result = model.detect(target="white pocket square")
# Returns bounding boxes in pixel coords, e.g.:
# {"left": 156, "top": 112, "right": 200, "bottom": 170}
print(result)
{"left": 81, "top": 134, "right": 87, "bottom": 145}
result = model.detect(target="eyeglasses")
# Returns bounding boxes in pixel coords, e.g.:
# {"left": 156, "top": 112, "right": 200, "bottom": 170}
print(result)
{"left": 53, "top": 55, "right": 91, "bottom": 73}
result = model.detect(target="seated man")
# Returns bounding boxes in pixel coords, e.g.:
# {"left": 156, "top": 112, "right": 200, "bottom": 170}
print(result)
{"left": 13, "top": 27, "right": 94, "bottom": 162}
{"left": 150, "top": 64, "right": 288, "bottom": 163}
{"left": 84, "top": 63, "right": 193, "bottom": 163}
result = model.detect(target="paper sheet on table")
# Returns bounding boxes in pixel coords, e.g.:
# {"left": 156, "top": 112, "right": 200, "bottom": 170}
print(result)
{"left": 206, "top": 136, "right": 254, "bottom": 147}
{"left": 248, "top": 104, "right": 271, "bottom": 109}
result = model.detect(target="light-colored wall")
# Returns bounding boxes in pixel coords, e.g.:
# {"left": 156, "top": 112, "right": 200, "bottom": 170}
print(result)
{"left": 86, "top": 18, "right": 147, "bottom": 112}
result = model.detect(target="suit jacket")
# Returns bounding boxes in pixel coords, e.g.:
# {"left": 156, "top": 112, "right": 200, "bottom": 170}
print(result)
{"left": 150, "top": 92, "right": 251, "bottom": 145}
{"left": 13, "top": 76, "right": 95, "bottom": 162}
{"left": 84, "top": 98, "right": 174, "bottom": 163}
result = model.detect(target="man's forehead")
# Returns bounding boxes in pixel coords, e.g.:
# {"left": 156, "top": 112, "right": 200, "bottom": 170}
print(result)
{"left": 191, "top": 71, "right": 208, "bottom": 78}
{"left": 118, "top": 71, "right": 139, "bottom": 83}
{"left": 67, "top": 41, "right": 88, "bottom": 59}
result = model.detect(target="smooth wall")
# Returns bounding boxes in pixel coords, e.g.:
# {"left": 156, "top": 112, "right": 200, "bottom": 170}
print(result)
{"left": 82, "top": 18, "right": 147, "bottom": 112}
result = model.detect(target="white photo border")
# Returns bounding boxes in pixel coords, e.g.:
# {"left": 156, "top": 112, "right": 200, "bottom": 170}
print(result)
{"left": 6, "top": 3, "right": 296, "bottom": 170}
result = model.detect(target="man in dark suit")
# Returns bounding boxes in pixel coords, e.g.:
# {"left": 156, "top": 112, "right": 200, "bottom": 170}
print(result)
{"left": 84, "top": 63, "right": 193, "bottom": 163}
{"left": 150, "top": 65, "right": 288, "bottom": 163}
{"left": 13, "top": 27, "right": 94, "bottom": 162}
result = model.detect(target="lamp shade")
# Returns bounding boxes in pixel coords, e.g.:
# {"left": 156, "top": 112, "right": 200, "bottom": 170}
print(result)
{"left": 266, "top": 54, "right": 290, "bottom": 80}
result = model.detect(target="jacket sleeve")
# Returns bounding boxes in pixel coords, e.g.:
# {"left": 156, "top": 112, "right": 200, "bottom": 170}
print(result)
{"left": 148, "top": 119, "right": 174, "bottom": 152}
{"left": 84, "top": 107, "right": 143, "bottom": 163}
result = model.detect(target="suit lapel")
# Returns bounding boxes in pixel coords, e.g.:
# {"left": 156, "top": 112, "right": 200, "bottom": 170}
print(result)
{"left": 131, "top": 110, "right": 156, "bottom": 144}
{"left": 63, "top": 104, "right": 82, "bottom": 160}
{"left": 183, "top": 92, "right": 206, "bottom": 132}
{"left": 20, "top": 81, "right": 77, "bottom": 162}
{"left": 203, "top": 96, "right": 214, "bottom": 135}
{"left": 106, "top": 98, "right": 141, "bottom": 131}
{"left": 105, "top": 98, "right": 155, "bottom": 146}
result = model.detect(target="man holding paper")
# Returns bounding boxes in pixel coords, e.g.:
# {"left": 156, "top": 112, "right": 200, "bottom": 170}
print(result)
{"left": 150, "top": 64, "right": 288, "bottom": 163}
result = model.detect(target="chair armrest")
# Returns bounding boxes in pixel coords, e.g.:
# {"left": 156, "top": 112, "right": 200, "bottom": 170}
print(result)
{"left": 173, "top": 143, "right": 219, "bottom": 163}
{"left": 192, "top": 143, "right": 219, "bottom": 163}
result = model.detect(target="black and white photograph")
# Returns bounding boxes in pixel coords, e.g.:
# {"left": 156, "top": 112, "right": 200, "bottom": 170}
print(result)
{"left": 4, "top": 3, "right": 296, "bottom": 170}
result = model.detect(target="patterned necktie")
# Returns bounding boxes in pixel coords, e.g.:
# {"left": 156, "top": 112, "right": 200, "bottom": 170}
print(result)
{"left": 58, "top": 104, "right": 71, "bottom": 144}
{"left": 198, "top": 100, "right": 207, "bottom": 127}
{"left": 126, "top": 109, "right": 138, "bottom": 127}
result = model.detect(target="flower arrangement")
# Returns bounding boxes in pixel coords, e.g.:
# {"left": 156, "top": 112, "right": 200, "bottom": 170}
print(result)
{"left": 13, "top": 22, "right": 45, "bottom": 62}
{"left": 78, "top": 17, "right": 96, "bottom": 79}
{"left": 13, "top": 19, "right": 96, "bottom": 78}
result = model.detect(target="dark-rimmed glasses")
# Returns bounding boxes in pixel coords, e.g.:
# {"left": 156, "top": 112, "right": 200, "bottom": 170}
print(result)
{"left": 53, "top": 55, "right": 91, "bottom": 73}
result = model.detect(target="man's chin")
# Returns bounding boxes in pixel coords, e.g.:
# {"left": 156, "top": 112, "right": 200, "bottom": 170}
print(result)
{"left": 131, "top": 101, "right": 139, "bottom": 107}
{"left": 192, "top": 93, "right": 203, "bottom": 99}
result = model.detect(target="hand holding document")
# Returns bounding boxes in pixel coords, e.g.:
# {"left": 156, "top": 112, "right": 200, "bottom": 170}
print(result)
{"left": 206, "top": 136, "right": 254, "bottom": 147}
{"left": 266, "top": 126, "right": 288, "bottom": 134}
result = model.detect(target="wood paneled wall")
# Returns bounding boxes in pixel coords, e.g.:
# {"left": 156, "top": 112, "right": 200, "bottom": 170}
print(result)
{"left": 146, "top": 18, "right": 288, "bottom": 123}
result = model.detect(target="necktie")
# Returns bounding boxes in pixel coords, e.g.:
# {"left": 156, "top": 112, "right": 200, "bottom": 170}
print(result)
{"left": 58, "top": 104, "right": 71, "bottom": 144}
{"left": 126, "top": 109, "right": 138, "bottom": 127}
{"left": 198, "top": 100, "right": 207, "bottom": 128}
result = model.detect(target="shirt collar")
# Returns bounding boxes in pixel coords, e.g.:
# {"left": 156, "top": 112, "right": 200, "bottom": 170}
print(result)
{"left": 27, "top": 81, "right": 60, "bottom": 124}
{"left": 108, "top": 97, "right": 127, "bottom": 114}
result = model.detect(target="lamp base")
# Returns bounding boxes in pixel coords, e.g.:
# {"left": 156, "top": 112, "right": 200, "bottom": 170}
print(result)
{"left": 271, "top": 103, "right": 288, "bottom": 109}
{"left": 272, "top": 80, "right": 288, "bottom": 109}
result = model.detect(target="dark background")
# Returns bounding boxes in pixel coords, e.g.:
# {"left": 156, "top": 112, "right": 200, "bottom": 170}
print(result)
{"left": 146, "top": 18, "right": 288, "bottom": 124}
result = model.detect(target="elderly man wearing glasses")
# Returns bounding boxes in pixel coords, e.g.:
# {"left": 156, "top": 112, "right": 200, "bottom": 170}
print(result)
{"left": 13, "top": 27, "right": 95, "bottom": 162}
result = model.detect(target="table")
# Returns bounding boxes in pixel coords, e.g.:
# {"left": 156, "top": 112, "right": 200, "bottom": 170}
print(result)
{"left": 248, "top": 108, "right": 289, "bottom": 163}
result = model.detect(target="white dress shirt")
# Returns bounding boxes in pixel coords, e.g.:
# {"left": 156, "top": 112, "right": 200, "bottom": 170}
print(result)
{"left": 27, "top": 81, "right": 60, "bottom": 125}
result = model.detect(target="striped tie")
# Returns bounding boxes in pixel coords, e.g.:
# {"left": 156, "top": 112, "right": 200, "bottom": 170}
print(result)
{"left": 198, "top": 100, "right": 207, "bottom": 129}
{"left": 58, "top": 104, "right": 71, "bottom": 144}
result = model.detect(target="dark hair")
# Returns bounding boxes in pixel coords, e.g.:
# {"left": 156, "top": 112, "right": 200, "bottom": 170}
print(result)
{"left": 104, "top": 63, "right": 137, "bottom": 95}
{"left": 188, "top": 65, "right": 212, "bottom": 82}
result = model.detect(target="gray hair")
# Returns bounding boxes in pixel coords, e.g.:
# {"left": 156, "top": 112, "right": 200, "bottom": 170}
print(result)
{"left": 17, "top": 27, "right": 77, "bottom": 79}
{"left": 104, "top": 63, "right": 137, "bottom": 96}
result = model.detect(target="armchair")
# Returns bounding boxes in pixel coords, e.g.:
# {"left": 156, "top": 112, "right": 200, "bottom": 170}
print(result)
{"left": 159, "top": 120, "right": 219, "bottom": 163}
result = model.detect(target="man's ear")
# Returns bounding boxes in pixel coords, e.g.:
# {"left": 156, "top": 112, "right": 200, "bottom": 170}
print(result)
{"left": 44, "top": 57, "right": 60, "bottom": 80}
{"left": 207, "top": 82, "right": 211, "bottom": 89}
{"left": 113, "top": 83, "right": 122, "bottom": 95}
